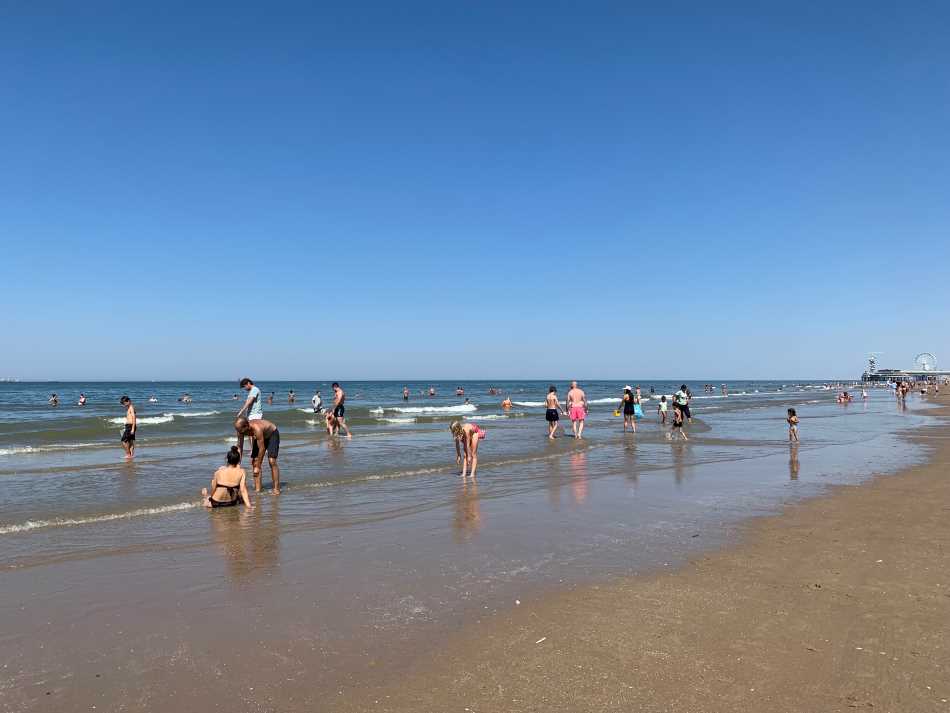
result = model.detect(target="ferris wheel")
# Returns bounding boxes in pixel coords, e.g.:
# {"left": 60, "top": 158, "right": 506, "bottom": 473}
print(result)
{"left": 915, "top": 352, "right": 937, "bottom": 371}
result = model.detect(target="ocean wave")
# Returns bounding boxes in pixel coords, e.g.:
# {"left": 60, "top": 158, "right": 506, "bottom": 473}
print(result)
{"left": 178, "top": 411, "right": 220, "bottom": 418}
{"left": 470, "top": 414, "right": 509, "bottom": 420}
{"left": 0, "top": 501, "right": 199, "bottom": 535}
{"left": 389, "top": 404, "right": 477, "bottom": 414}
{"left": 369, "top": 407, "right": 384, "bottom": 415}
{"left": 379, "top": 417, "right": 416, "bottom": 424}
{"left": 512, "top": 401, "right": 545, "bottom": 407}
{"left": 107, "top": 414, "right": 175, "bottom": 426}
{"left": 0, "top": 442, "right": 105, "bottom": 457}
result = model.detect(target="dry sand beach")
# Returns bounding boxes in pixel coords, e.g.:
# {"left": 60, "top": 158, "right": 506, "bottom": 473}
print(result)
{"left": 344, "top": 398, "right": 950, "bottom": 712}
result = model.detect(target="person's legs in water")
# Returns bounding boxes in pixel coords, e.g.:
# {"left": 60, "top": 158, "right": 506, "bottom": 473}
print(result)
{"left": 268, "top": 456, "right": 280, "bottom": 494}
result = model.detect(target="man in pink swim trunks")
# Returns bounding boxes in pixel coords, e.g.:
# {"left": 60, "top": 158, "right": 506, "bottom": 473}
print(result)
{"left": 566, "top": 380, "right": 588, "bottom": 439}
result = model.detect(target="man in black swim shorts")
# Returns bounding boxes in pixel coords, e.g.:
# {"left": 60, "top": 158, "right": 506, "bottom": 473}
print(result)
{"left": 234, "top": 416, "right": 281, "bottom": 493}
{"left": 331, "top": 382, "right": 352, "bottom": 438}
{"left": 119, "top": 396, "right": 136, "bottom": 459}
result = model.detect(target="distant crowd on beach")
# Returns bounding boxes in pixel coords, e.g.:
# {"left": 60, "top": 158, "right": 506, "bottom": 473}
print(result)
{"left": 41, "top": 376, "right": 949, "bottom": 510}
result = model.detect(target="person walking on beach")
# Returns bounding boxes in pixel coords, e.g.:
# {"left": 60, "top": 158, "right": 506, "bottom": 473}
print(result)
{"left": 619, "top": 386, "right": 637, "bottom": 433}
{"left": 234, "top": 416, "right": 280, "bottom": 493}
{"left": 331, "top": 383, "right": 352, "bottom": 438}
{"left": 236, "top": 378, "right": 263, "bottom": 421}
{"left": 787, "top": 408, "right": 800, "bottom": 443}
{"left": 451, "top": 421, "right": 484, "bottom": 480}
{"left": 545, "top": 385, "right": 566, "bottom": 439}
{"left": 567, "top": 381, "right": 588, "bottom": 439}
{"left": 657, "top": 395, "right": 669, "bottom": 424}
{"left": 202, "top": 446, "right": 254, "bottom": 509}
{"left": 674, "top": 385, "right": 692, "bottom": 424}
{"left": 120, "top": 395, "right": 136, "bottom": 459}
{"left": 311, "top": 390, "right": 323, "bottom": 413}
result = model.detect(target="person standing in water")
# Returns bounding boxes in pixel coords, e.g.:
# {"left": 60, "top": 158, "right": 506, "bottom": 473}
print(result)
{"left": 311, "top": 390, "right": 323, "bottom": 413}
{"left": 787, "top": 408, "right": 800, "bottom": 443}
{"left": 619, "top": 386, "right": 637, "bottom": 433}
{"left": 288, "top": 389, "right": 296, "bottom": 404}
{"left": 78, "top": 393, "right": 87, "bottom": 407}
{"left": 668, "top": 404, "right": 688, "bottom": 441}
{"left": 451, "top": 421, "right": 484, "bottom": 480}
{"left": 545, "top": 385, "right": 565, "bottom": 439}
{"left": 657, "top": 395, "right": 669, "bottom": 424}
{"left": 202, "top": 446, "right": 254, "bottom": 509}
{"left": 48, "top": 393, "right": 59, "bottom": 407}
{"left": 331, "top": 382, "right": 352, "bottom": 438}
{"left": 119, "top": 395, "right": 136, "bottom": 459}
{"left": 236, "top": 378, "right": 263, "bottom": 422}
{"left": 403, "top": 386, "right": 410, "bottom": 401}
{"left": 566, "top": 381, "right": 588, "bottom": 439}
{"left": 234, "top": 416, "right": 280, "bottom": 493}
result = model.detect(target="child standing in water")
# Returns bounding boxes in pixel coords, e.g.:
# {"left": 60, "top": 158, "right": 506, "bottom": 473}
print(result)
{"left": 787, "top": 408, "right": 800, "bottom": 443}
{"left": 657, "top": 395, "right": 668, "bottom": 424}
{"left": 668, "top": 405, "right": 688, "bottom": 441}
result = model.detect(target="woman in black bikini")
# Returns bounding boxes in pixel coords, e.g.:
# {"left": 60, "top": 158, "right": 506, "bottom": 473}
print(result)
{"left": 202, "top": 446, "right": 254, "bottom": 509}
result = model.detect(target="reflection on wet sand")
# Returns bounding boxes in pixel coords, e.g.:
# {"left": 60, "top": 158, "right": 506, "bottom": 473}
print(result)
{"left": 789, "top": 445, "right": 800, "bottom": 480}
{"left": 453, "top": 481, "right": 482, "bottom": 542}
{"left": 671, "top": 443, "right": 688, "bottom": 486}
{"left": 208, "top": 497, "right": 281, "bottom": 583}
{"left": 570, "top": 451, "right": 589, "bottom": 505}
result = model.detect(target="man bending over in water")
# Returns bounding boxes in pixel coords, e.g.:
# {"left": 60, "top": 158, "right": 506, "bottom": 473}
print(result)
{"left": 120, "top": 396, "right": 136, "bottom": 459}
{"left": 234, "top": 416, "right": 281, "bottom": 493}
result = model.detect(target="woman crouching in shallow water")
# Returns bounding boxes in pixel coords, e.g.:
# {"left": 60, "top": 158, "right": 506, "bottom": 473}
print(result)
{"left": 451, "top": 421, "right": 485, "bottom": 480}
{"left": 202, "top": 446, "right": 254, "bottom": 509}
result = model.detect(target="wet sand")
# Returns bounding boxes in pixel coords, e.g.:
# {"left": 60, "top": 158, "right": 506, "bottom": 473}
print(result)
{"left": 344, "top": 398, "right": 950, "bottom": 712}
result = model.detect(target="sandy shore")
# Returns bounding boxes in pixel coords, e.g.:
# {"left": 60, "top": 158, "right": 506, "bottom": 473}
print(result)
{"left": 345, "top": 398, "right": 950, "bottom": 712}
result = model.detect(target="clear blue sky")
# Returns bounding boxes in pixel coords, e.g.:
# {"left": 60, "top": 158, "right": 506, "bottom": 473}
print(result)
{"left": 2, "top": 1, "right": 948, "bottom": 380}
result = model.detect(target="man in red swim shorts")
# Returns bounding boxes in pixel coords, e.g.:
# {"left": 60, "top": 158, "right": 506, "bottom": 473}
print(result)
{"left": 566, "top": 380, "right": 588, "bottom": 439}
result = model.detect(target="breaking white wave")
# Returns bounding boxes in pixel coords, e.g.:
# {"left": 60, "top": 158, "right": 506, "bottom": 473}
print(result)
{"left": 369, "top": 407, "right": 384, "bottom": 415}
{"left": 0, "top": 501, "right": 199, "bottom": 535}
{"left": 379, "top": 417, "right": 417, "bottom": 424}
{"left": 389, "top": 404, "right": 477, "bottom": 415}
{"left": 0, "top": 442, "right": 105, "bottom": 457}
{"left": 178, "top": 411, "right": 220, "bottom": 418}
{"left": 512, "top": 401, "right": 545, "bottom": 407}
{"left": 107, "top": 414, "right": 175, "bottom": 426}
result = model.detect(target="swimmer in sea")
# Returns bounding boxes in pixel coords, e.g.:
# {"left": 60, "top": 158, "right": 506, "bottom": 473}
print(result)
{"left": 545, "top": 385, "right": 566, "bottom": 439}
{"left": 403, "top": 386, "right": 410, "bottom": 401}
{"left": 120, "top": 395, "right": 136, "bottom": 459}
{"left": 429, "top": 386, "right": 436, "bottom": 397}
{"left": 78, "top": 393, "right": 86, "bottom": 407}
{"left": 234, "top": 416, "right": 280, "bottom": 493}
{"left": 288, "top": 389, "right": 296, "bottom": 404}
{"left": 148, "top": 395, "right": 158, "bottom": 403}
{"left": 456, "top": 386, "right": 464, "bottom": 397}
{"left": 202, "top": 446, "right": 254, "bottom": 509}
{"left": 48, "top": 393, "right": 59, "bottom": 407}
{"left": 451, "top": 421, "right": 485, "bottom": 480}
{"left": 501, "top": 396, "right": 512, "bottom": 410}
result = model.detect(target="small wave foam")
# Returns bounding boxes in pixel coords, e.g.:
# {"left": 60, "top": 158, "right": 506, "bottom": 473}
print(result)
{"left": 0, "top": 501, "right": 198, "bottom": 535}
{"left": 471, "top": 414, "right": 509, "bottom": 421}
{"left": 106, "top": 414, "right": 175, "bottom": 426}
{"left": 0, "top": 442, "right": 105, "bottom": 457}
{"left": 513, "top": 401, "right": 545, "bottom": 407}
{"left": 379, "top": 417, "right": 416, "bottom": 424}
{"left": 389, "top": 404, "right": 477, "bottom": 415}
{"left": 369, "top": 407, "right": 384, "bottom": 415}
{"left": 178, "top": 411, "right": 220, "bottom": 418}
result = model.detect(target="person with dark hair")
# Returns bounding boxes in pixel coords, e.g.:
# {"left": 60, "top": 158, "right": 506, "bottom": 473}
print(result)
{"left": 236, "top": 377, "right": 263, "bottom": 421}
{"left": 450, "top": 421, "right": 484, "bottom": 480}
{"left": 619, "top": 386, "right": 637, "bottom": 433}
{"left": 787, "top": 408, "right": 800, "bottom": 443}
{"left": 119, "top": 396, "right": 136, "bottom": 459}
{"left": 288, "top": 389, "right": 296, "bottom": 404}
{"left": 331, "top": 383, "right": 352, "bottom": 438}
{"left": 234, "top": 416, "right": 280, "bottom": 493}
{"left": 202, "top": 446, "right": 254, "bottom": 508}
{"left": 674, "top": 384, "right": 692, "bottom": 424}
{"left": 545, "top": 385, "right": 565, "bottom": 440}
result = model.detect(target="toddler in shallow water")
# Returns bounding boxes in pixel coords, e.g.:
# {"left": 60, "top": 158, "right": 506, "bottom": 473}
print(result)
{"left": 787, "top": 408, "right": 800, "bottom": 443}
